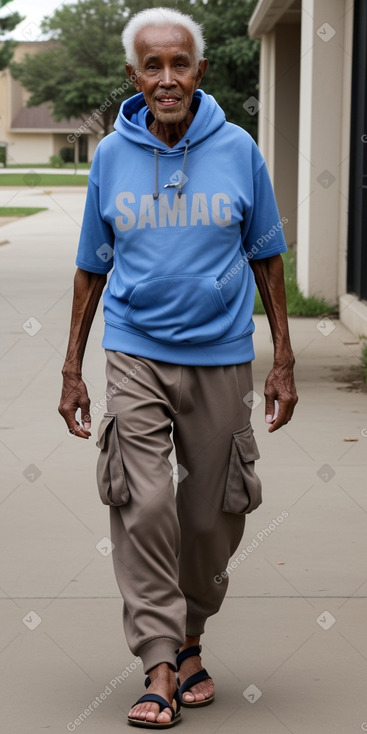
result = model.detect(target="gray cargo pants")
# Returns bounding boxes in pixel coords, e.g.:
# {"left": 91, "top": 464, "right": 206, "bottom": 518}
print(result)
{"left": 96, "top": 349, "right": 262, "bottom": 674}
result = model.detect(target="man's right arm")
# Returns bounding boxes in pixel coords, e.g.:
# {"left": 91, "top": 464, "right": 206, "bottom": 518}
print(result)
{"left": 58, "top": 267, "right": 107, "bottom": 439}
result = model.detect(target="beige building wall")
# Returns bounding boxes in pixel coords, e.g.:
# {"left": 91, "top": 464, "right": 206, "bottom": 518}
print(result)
{"left": 0, "top": 41, "right": 99, "bottom": 166}
{"left": 297, "top": 0, "right": 352, "bottom": 304}
{"left": 257, "top": 23, "right": 301, "bottom": 246}
{"left": 249, "top": 0, "right": 367, "bottom": 336}
{"left": 0, "top": 69, "right": 11, "bottom": 149}
{"left": 87, "top": 135, "right": 99, "bottom": 162}
{"left": 258, "top": 30, "right": 276, "bottom": 174}
{"left": 5, "top": 134, "right": 54, "bottom": 165}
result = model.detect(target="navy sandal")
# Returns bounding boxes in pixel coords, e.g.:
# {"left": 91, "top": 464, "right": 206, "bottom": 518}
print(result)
{"left": 176, "top": 645, "right": 214, "bottom": 707}
{"left": 128, "top": 676, "right": 181, "bottom": 728}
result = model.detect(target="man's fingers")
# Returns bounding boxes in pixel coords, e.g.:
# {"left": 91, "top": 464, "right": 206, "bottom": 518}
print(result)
{"left": 58, "top": 377, "right": 91, "bottom": 438}
{"left": 66, "top": 417, "right": 91, "bottom": 439}
{"left": 265, "top": 394, "right": 276, "bottom": 424}
{"left": 81, "top": 411, "right": 91, "bottom": 430}
{"left": 60, "top": 407, "right": 91, "bottom": 439}
{"left": 68, "top": 423, "right": 91, "bottom": 439}
{"left": 264, "top": 363, "right": 298, "bottom": 433}
{"left": 267, "top": 397, "right": 296, "bottom": 432}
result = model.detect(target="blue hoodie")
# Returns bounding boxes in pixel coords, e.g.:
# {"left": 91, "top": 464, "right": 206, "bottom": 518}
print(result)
{"left": 76, "top": 90, "right": 287, "bottom": 366}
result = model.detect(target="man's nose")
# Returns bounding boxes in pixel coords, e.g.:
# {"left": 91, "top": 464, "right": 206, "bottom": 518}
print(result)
{"left": 159, "top": 66, "right": 177, "bottom": 85}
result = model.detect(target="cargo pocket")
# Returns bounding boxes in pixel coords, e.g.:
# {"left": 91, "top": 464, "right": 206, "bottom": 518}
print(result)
{"left": 223, "top": 423, "right": 262, "bottom": 515}
{"left": 96, "top": 413, "right": 130, "bottom": 506}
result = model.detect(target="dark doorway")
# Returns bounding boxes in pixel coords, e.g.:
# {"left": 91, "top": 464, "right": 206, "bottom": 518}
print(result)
{"left": 79, "top": 135, "right": 88, "bottom": 163}
{"left": 347, "top": 0, "right": 367, "bottom": 299}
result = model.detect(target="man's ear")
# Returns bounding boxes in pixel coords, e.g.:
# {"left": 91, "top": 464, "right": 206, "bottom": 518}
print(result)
{"left": 195, "top": 58, "right": 209, "bottom": 89}
{"left": 126, "top": 63, "right": 142, "bottom": 91}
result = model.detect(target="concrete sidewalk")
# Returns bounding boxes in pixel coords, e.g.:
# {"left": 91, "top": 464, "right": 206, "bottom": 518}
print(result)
{"left": 1, "top": 187, "right": 367, "bottom": 734}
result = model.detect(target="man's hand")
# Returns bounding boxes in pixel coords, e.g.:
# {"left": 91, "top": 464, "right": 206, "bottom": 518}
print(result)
{"left": 58, "top": 373, "right": 92, "bottom": 439}
{"left": 264, "top": 360, "right": 298, "bottom": 433}
{"left": 249, "top": 255, "right": 298, "bottom": 433}
{"left": 58, "top": 268, "right": 107, "bottom": 439}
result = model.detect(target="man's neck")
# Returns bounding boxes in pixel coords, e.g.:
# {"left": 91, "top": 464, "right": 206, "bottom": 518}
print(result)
{"left": 148, "top": 110, "right": 194, "bottom": 148}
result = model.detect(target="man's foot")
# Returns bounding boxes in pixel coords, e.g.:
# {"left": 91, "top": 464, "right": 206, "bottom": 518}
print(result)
{"left": 178, "top": 636, "right": 215, "bottom": 705}
{"left": 128, "top": 663, "right": 178, "bottom": 725}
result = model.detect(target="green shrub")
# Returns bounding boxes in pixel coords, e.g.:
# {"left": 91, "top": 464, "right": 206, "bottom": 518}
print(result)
{"left": 49, "top": 154, "right": 63, "bottom": 168}
{"left": 59, "top": 146, "right": 74, "bottom": 163}
{"left": 254, "top": 249, "right": 336, "bottom": 317}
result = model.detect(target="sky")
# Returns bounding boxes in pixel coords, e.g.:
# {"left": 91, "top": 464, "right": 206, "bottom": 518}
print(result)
{"left": 2, "top": 0, "right": 76, "bottom": 40}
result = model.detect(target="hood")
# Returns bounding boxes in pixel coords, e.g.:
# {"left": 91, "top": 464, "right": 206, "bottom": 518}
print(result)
{"left": 113, "top": 89, "right": 226, "bottom": 154}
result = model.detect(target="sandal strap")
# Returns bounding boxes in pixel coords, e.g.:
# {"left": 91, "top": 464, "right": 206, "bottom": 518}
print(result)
{"left": 130, "top": 693, "right": 175, "bottom": 718}
{"left": 176, "top": 645, "right": 202, "bottom": 670}
{"left": 178, "top": 668, "right": 211, "bottom": 696}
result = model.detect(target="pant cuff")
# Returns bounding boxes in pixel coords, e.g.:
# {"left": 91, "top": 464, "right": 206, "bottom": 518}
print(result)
{"left": 137, "top": 637, "right": 181, "bottom": 674}
{"left": 186, "top": 610, "right": 207, "bottom": 637}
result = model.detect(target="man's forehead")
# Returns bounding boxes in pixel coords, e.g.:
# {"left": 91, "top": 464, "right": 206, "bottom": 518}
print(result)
{"left": 134, "top": 24, "right": 195, "bottom": 57}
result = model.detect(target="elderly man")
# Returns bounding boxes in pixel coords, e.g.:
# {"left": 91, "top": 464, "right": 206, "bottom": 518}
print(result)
{"left": 59, "top": 6, "right": 297, "bottom": 728}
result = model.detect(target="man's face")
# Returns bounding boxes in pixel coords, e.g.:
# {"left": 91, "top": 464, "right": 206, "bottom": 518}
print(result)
{"left": 126, "top": 24, "right": 208, "bottom": 125}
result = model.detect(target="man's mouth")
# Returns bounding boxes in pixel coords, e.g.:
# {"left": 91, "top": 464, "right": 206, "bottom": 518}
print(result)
{"left": 156, "top": 97, "right": 181, "bottom": 107}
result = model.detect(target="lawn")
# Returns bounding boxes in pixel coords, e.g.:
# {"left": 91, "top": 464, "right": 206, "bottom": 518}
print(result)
{"left": 0, "top": 206, "right": 47, "bottom": 217}
{"left": 0, "top": 173, "right": 88, "bottom": 186}
{"left": 254, "top": 249, "right": 336, "bottom": 317}
{"left": 5, "top": 162, "right": 91, "bottom": 169}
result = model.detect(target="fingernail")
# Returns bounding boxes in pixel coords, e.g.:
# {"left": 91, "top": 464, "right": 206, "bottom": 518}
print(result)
{"left": 84, "top": 422, "right": 91, "bottom": 429}
{"left": 265, "top": 415, "right": 273, "bottom": 423}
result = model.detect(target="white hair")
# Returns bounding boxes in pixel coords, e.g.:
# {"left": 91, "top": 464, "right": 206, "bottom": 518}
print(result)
{"left": 122, "top": 7, "right": 205, "bottom": 68}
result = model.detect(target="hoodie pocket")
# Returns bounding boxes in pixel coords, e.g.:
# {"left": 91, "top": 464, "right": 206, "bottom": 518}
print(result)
{"left": 223, "top": 423, "right": 262, "bottom": 515}
{"left": 96, "top": 413, "right": 130, "bottom": 506}
{"left": 125, "top": 275, "right": 232, "bottom": 344}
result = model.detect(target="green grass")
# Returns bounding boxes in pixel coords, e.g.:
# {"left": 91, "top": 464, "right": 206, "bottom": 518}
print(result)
{"left": 0, "top": 173, "right": 88, "bottom": 186}
{"left": 5, "top": 162, "right": 91, "bottom": 169}
{"left": 0, "top": 206, "right": 47, "bottom": 217}
{"left": 254, "top": 249, "right": 336, "bottom": 317}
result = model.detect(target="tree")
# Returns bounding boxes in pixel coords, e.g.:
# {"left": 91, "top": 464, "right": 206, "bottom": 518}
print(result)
{"left": 0, "top": 0, "right": 23, "bottom": 70}
{"left": 187, "top": 0, "right": 260, "bottom": 138}
{"left": 11, "top": 0, "right": 128, "bottom": 136}
{"left": 10, "top": 0, "right": 259, "bottom": 139}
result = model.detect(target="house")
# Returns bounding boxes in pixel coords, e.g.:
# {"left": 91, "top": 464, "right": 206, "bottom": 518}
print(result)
{"left": 0, "top": 41, "right": 99, "bottom": 165}
{"left": 248, "top": 0, "right": 367, "bottom": 336}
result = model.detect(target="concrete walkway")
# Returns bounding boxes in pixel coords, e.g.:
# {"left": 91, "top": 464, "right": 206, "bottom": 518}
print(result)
{"left": 1, "top": 186, "right": 367, "bottom": 734}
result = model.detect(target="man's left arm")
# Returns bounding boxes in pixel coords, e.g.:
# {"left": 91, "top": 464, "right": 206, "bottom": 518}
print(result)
{"left": 250, "top": 253, "right": 298, "bottom": 433}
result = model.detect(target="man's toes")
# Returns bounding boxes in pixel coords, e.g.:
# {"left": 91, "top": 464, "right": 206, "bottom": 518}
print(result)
{"left": 185, "top": 681, "right": 214, "bottom": 702}
{"left": 128, "top": 705, "right": 140, "bottom": 719}
{"left": 183, "top": 686, "right": 206, "bottom": 702}
{"left": 156, "top": 707, "right": 174, "bottom": 723}
{"left": 130, "top": 705, "right": 147, "bottom": 721}
{"left": 191, "top": 689, "right": 206, "bottom": 702}
{"left": 182, "top": 690, "right": 197, "bottom": 702}
{"left": 128, "top": 705, "right": 141, "bottom": 720}
{"left": 129, "top": 703, "right": 160, "bottom": 722}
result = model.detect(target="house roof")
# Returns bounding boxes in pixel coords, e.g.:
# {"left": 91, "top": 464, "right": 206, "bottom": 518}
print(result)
{"left": 10, "top": 103, "right": 91, "bottom": 134}
{"left": 249, "top": 0, "right": 301, "bottom": 38}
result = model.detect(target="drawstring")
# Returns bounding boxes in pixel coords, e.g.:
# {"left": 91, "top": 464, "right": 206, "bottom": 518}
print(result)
{"left": 153, "top": 148, "right": 159, "bottom": 200}
{"left": 153, "top": 139, "right": 190, "bottom": 200}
